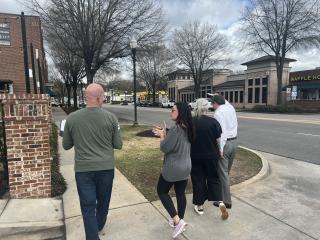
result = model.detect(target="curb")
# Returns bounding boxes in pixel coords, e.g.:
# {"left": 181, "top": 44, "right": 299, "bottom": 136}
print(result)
{"left": 231, "top": 146, "right": 270, "bottom": 191}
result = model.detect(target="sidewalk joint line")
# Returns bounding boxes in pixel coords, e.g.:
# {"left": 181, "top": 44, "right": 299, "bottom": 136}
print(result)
{"left": 109, "top": 201, "right": 149, "bottom": 211}
{"left": 65, "top": 214, "right": 82, "bottom": 220}
{"left": 232, "top": 195, "right": 318, "bottom": 240}
{"left": 0, "top": 199, "right": 9, "bottom": 218}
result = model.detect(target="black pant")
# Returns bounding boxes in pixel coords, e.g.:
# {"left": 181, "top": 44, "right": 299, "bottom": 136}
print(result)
{"left": 157, "top": 174, "right": 188, "bottom": 219}
{"left": 191, "top": 157, "right": 221, "bottom": 205}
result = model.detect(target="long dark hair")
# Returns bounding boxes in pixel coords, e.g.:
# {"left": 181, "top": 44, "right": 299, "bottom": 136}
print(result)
{"left": 174, "top": 102, "right": 194, "bottom": 143}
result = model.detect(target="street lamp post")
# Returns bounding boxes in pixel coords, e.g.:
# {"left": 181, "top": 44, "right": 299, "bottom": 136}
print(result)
{"left": 80, "top": 81, "right": 84, "bottom": 102}
{"left": 130, "top": 38, "right": 138, "bottom": 125}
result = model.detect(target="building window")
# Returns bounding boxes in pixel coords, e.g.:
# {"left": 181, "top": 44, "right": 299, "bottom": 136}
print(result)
{"left": 235, "top": 91, "right": 239, "bottom": 103}
{"left": 0, "top": 22, "right": 11, "bottom": 46}
{"left": 230, "top": 91, "right": 233, "bottom": 103}
{"left": 201, "top": 86, "right": 206, "bottom": 98}
{"left": 248, "top": 88, "right": 253, "bottom": 103}
{"left": 206, "top": 86, "right": 212, "bottom": 94}
{"left": 225, "top": 91, "right": 229, "bottom": 101}
{"left": 262, "top": 87, "right": 268, "bottom": 103}
{"left": 262, "top": 77, "right": 268, "bottom": 85}
{"left": 255, "top": 78, "right": 260, "bottom": 86}
{"left": 255, "top": 87, "right": 260, "bottom": 103}
{"left": 248, "top": 79, "right": 253, "bottom": 86}
{"left": 240, "top": 91, "right": 243, "bottom": 103}
{"left": 169, "top": 87, "right": 176, "bottom": 101}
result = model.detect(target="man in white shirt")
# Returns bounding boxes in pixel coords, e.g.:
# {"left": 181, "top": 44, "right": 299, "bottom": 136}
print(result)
{"left": 211, "top": 94, "right": 238, "bottom": 216}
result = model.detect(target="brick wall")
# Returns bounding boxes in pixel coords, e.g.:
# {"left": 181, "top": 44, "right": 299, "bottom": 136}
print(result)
{"left": 0, "top": 13, "right": 48, "bottom": 94}
{"left": 289, "top": 100, "right": 320, "bottom": 111}
{"left": 0, "top": 93, "right": 51, "bottom": 198}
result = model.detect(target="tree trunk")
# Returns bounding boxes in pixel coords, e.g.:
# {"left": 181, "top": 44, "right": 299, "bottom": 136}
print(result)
{"left": 86, "top": 68, "right": 94, "bottom": 84}
{"left": 194, "top": 83, "right": 201, "bottom": 99}
{"left": 72, "top": 78, "right": 78, "bottom": 109}
{"left": 276, "top": 60, "right": 284, "bottom": 105}
{"left": 152, "top": 81, "right": 156, "bottom": 104}
{"left": 66, "top": 84, "right": 71, "bottom": 107}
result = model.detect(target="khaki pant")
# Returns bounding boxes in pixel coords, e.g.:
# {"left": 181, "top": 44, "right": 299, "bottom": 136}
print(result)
{"left": 218, "top": 139, "right": 237, "bottom": 206}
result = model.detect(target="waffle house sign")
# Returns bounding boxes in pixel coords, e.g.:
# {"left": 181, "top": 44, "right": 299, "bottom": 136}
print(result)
{"left": 290, "top": 69, "right": 320, "bottom": 82}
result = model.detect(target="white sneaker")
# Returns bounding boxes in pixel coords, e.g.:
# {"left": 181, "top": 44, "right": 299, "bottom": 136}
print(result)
{"left": 169, "top": 219, "right": 186, "bottom": 232}
{"left": 219, "top": 202, "right": 229, "bottom": 220}
{"left": 172, "top": 219, "right": 187, "bottom": 238}
{"left": 194, "top": 205, "right": 204, "bottom": 215}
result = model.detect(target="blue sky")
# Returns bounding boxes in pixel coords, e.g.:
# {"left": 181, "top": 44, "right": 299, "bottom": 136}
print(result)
{"left": 1, "top": 0, "right": 319, "bottom": 72}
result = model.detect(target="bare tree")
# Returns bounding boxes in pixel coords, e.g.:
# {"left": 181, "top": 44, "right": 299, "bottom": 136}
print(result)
{"left": 171, "top": 21, "right": 229, "bottom": 98}
{"left": 105, "top": 79, "right": 134, "bottom": 92}
{"left": 48, "top": 68, "right": 66, "bottom": 104}
{"left": 137, "top": 44, "right": 173, "bottom": 104}
{"left": 241, "top": 0, "right": 320, "bottom": 105}
{"left": 48, "top": 32, "right": 86, "bottom": 108}
{"left": 25, "top": 0, "right": 166, "bottom": 83}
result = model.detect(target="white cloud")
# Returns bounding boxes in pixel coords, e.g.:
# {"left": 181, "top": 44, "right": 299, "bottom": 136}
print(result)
{"left": 289, "top": 48, "right": 320, "bottom": 71}
{"left": 1, "top": 0, "right": 319, "bottom": 73}
{"left": 161, "top": 0, "right": 245, "bottom": 29}
{"left": 161, "top": 0, "right": 320, "bottom": 72}
{"left": 0, "top": 0, "right": 31, "bottom": 14}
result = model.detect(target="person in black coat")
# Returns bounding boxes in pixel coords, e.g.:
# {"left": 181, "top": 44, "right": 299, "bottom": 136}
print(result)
{"left": 191, "top": 98, "right": 228, "bottom": 220}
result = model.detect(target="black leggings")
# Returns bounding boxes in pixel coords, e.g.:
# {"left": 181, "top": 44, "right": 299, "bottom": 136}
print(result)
{"left": 157, "top": 174, "right": 188, "bottom": 219}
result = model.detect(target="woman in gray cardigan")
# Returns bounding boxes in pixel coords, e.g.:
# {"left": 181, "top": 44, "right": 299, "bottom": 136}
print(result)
{"left": 153, "top": 102, "right": 194, "bottom": 239}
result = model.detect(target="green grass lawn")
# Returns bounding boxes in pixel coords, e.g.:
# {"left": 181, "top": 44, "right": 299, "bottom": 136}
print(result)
{"left": 115, "top": 125, "right": 262, "bottom": 201}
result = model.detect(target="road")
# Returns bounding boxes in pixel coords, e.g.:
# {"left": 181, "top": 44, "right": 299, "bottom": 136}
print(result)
{"left": 103, "top": 104, "right": 320, "bottom": 165}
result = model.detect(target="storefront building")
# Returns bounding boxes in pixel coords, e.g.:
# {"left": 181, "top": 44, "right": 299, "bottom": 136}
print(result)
{"left": 0, "top": 12, "right": 47, "bottom": 94}
{"left": 166, "top": 55, "right": 298, "bottom": 108}
{"left": 287, "top": 69, "right": 320, "bottom": 100}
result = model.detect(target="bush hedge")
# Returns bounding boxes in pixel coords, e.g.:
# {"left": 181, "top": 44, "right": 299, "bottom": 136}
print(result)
{"left": 50, "top": 123, "right": 67, "bottom": 197}
{"left": 251, "top": 105, "right": 319, "bottom": 113}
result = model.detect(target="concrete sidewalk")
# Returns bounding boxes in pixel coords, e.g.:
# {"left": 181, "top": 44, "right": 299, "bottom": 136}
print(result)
{"left": 54, "top": 107, "right": 320, "bottom": 240}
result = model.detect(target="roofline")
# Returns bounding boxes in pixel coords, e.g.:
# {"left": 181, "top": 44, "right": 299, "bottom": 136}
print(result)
{"left": 0, "top": 12, "right": 40, "bottom": 18}
{"left": 289, "top": 69, "right": 320, "bottom": 74}
{"left": 241, "top": 56, "right": 297, "bottom": 66}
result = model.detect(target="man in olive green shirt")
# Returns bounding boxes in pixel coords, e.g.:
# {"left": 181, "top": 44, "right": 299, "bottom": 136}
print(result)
{"left": 63, "top": 83, "right": 122, "bottom": 240}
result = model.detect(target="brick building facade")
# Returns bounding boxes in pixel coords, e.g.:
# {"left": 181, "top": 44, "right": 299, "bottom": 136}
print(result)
{"left": 0, "top": 12, "right": 47, "bottom": 94}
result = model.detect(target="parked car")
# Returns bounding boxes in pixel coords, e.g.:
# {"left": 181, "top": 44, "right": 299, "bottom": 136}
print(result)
{"left": 161, "top": 100, "right": 175, "bottom": 108}
{"left": 79, "top": 100, "right": 87, "bottom": 108}
{"left": 188, "top": 98, "right": 214, "bottom": 111}
{"left": 121, "top": 100, "right": 128, "bottom": 105}
{"left": 50, "top": 98, "right": 59, "bottom": 107}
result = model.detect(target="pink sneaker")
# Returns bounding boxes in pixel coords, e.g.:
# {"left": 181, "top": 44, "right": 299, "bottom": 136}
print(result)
{"left": 172, "top": 219, "right": 187, "bottom": 238}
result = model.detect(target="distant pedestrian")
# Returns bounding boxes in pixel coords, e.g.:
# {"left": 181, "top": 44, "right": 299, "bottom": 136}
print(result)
{"left": 153, "top": 102, "right": 194, "bottom": 239}
{"left": 191, "top": 98, "right": 228, "bottom": 219}
{"left": 211, "top": 94, "right": 238, "bottom": 214}
{"left": 63, "top": 83, "right": 123, "bottom": 240}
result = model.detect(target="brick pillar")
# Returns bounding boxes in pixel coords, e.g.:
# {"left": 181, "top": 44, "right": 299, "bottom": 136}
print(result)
{"left": 0, "top": 93, "right": 51, "bottom": 198}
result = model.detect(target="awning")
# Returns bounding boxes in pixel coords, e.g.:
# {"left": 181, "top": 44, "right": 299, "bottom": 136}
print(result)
{"left": 0, "top": 80, "right": 13, "bottom": 84}
{"left": 283, "top": 83, "right": 320, "bottom": 90}
{"left": 45, "top": 87, "right": 57, "bottom": 97}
